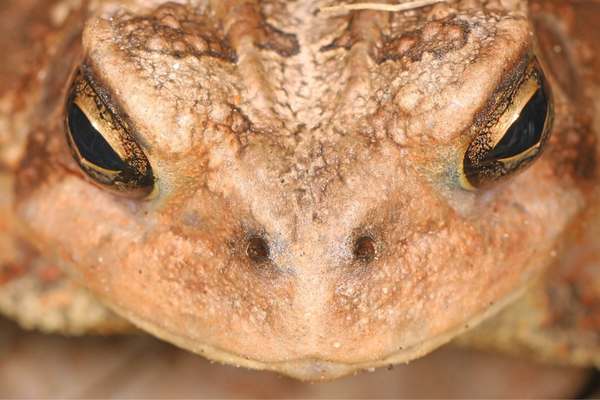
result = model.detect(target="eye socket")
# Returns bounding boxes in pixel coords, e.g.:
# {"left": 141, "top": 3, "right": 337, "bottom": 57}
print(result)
{"left": 65, "top": 71, "right": 154, "bottom": 197}
{"left": 460, "top": 58, "right": 553, "bottom": 190}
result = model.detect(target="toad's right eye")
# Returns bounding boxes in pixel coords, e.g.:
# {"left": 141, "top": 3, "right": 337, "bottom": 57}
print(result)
{"left": 459, "top": 57, "right": 553, "bottom": 190}
{"left": 65, "top": 71, "right": 154, "bottom": 198}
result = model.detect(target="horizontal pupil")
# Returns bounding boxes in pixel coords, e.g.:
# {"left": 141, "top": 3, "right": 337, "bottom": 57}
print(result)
{"left": 486, "top": 85, "right": 548, "bottom": 161}
{"left": 67, "top": 102, "right": 128, "bottom": 171}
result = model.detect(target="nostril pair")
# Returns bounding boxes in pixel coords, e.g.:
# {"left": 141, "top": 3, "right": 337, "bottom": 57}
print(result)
{"left": 245, "top": 235, "right": 376, "bottom": 264}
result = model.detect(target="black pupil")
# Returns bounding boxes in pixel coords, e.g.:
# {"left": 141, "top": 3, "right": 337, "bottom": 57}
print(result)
{"left": 486, "top": 85, "right": 549, "bottom": 161}
{"left": 67, "top": 102, "right": 127, "bottom": 171}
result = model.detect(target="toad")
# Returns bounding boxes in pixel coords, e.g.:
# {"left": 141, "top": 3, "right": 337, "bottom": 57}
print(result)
{"left": 1, "top": 0, "right": 599, "bottom": 380}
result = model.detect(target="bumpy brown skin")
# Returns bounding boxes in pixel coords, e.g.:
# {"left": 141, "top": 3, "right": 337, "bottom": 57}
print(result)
{"left": 0, "top": 0, "right": 596, "bottom": 380}
{"left": 462, "top": 0, "right": 600, "bottom": 368}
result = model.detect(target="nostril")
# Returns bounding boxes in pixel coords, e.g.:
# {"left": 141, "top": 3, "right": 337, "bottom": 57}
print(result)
{"left": 246, "top": 236, "right": 270, "bottom": 263}
{"left": 354, "top": 236, "right": 376, "bottom": 263}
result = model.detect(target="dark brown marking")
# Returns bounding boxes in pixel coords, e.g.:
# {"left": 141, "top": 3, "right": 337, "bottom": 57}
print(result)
{"left": 376, "top": 19, "right": 470, "bottom": 64}
{"left": 115, "top": 6, "right": 238, "bottom": 63}
{"left": 256, "top": 21, "right": 300, "bottom": 58}
{"left": 321, "top": 16, "right": 470, "bottom": 65}
{"left": 320, "top": 16, "right": 357, "bottom": 52}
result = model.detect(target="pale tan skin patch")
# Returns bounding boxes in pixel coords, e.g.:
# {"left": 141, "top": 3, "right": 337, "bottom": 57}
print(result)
{"left": 1, "top": 0, "right": 599, "bottom": 381}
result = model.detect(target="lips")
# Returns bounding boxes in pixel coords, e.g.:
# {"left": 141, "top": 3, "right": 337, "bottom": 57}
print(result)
{"left": 107, "top": 280, "right": 527, "bottom": 381}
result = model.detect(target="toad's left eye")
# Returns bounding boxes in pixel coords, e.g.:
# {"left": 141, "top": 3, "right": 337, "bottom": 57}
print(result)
{"left": 460, "top": 58, "right": 553, "bottom": 189}
{"left": 65, "top": 71, "right": 154, "bottom": 198}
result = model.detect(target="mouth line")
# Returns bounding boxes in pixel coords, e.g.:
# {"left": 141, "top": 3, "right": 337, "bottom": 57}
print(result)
{"left": 102, "top": 284, "right": 529, "bottom": 381}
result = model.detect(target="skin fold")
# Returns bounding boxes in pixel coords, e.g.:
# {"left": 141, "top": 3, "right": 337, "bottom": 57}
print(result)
{"left": 0, "top": 0, "right": 599, "bottom": 380}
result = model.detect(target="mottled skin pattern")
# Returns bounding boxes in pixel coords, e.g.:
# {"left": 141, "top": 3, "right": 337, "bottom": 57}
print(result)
{"left": 0, "top": 0, "right": 598, "bottom": 381}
